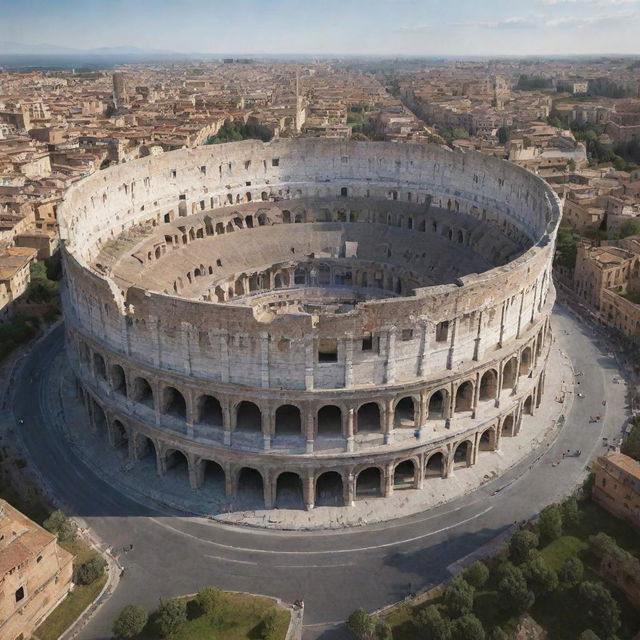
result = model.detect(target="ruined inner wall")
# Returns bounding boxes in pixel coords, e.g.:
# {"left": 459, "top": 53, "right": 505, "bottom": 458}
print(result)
{"left": 57, "top": 139, "right": 562, "bottom": 509}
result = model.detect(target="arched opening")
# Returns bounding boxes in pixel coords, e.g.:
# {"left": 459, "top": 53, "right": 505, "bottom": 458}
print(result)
{"left": 315, "top": 472, "right": 344, "bottom": 507}
{"left": 93, "top": 353, "right": 106, "bottom": 380}
{"left": 455, "top": 381, "right": 474, "bottom": 413}
{"left": 275, "top": 472, "right": 304, "bottom": 509}
{"left": 318, "top": 264, "right": 331, "bottom": 285}
{"left": 111, "top": 364, "right": 126, "bottom": 396}
{"left": 135, "top": 434, "right": 154, "bottom": 461}
{"left": 502, "top": 357, "right": 518, "bottom": 390}
{"left": 394, "top": 460, "right": 416, "bottom": 489}
{"left": 356, "top": 467, "right": 382, "bottom": 499}
{"left": 501, "top": 414, "right": 514, "bottom": 436}
{"left": 92, "top": 401, "right": 107, "bottom": 434}
{"left": 357, "top": 403, "right": 381, "bottom": 433}
{"left": 394, "top": 397, "right": 415, "bottom": 428}
{"left": 425, "top": 452, "right": 445, "bottom": 478}
{"left": 479, "top": 369, "right": 497, "bottom": 401}
{"left": 235, "top": 401, "right": 262, "bottom": 432}
{"left": 317, "top": 405, "right": 342, "bottom": 437}
{"left": 197, "top": 395, "right": 223, "bottom": 427}
{"left": 164, "top": 449, "right": 189, "bottom": 483}
{"left": 162, "top": 387, "right": 186, "bottom": 419}
{"left": 523, "top": 395, "right": 533, "bottom": 415}
{"left": 202, "top": 459, "right": 225, "bottom": 491}
{"left": 282, "top": 210, "right": 291, "bottom": 223}
{"left": 428, "top": 390, "right": 447, "bottom": 419}
{"left": 261, "top": 191, "right": 268, "bottom": 201}
{"left": 457, "top": 230, "right": 464, "bottom": 244}
{"left": 111, "top": 420, "right": 128, "bottom": 448}
{"left": 274, "top": 273, "right": 284, "bottom": 288}
{"left": 479, "top": 428, "right": 495, "bottom": 451}
{"left": 453, "top": 441, "right": 472, "bottom": 468}
{"left": 132, "top": 377, "right": 154, "bottom": 409}
{"left": 520, "top": 347, "right": 532, "bottom": 376}
{"left": 237, "top": 467, "right": 264, "bottom": 506}
{"left": 294, "top": 267, "right": 306, "bottom": 285}
{"left": 275, "top": 405, "right": 302, "bottom": 437}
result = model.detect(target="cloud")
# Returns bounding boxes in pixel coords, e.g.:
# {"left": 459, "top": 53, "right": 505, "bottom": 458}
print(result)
{"left": 454, "top": 16, "right": 538, "bottom": 29}
{"left": 544, "top": 9, "right": 638, "bottom": 25}
{"left": 393, "top": 24, "right": 433, "bottom": 33}
{"left": 453, "top": 9, "right": 638, "bottom": 29}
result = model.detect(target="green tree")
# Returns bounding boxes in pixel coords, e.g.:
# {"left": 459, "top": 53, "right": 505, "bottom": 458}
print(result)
{"left": 74, "top": 556, "right": 107, "bottom": 585}
{"left": 622, "top": 417, "right": 640, "bottom": 460}
{"left": 561, "top": 497, "right": 580, "bottom": 528}
{"left": 523, "top": 555, "right": 558, "bottom": 596}
{"left": 112, "top": 604, "right": 148, "bottom": 639}
{"left": 579, "top": 631, "right": 601, "bottom": 640}
{"left": 498, "top": 565, "right": 534, "bottom": 614}
{"left": 443, "top": 577, "right": 474, "bottom": 618}
{"left": 489, "top": 628, "right": 508, "bottom": 640}
{"left": 195, "top": 586, "right": 222, "bottom": 621}
{"left": 462, "top": 560, "right": 490, "bottom": 588}
{"left": 347, "top": 608, "right": 374, "bottom": 639}
{"left": 43, "top": 510, "right": 75, "bottom": 544}
{"left": 27, "top": 261, "right": 58, "bottom": 303}
{"left": 374, "top": 618, "right": 393, "bottom": 640}
{"left": 451, "top": 614, "right": 485, "bottom": 640}
{"left": 619, "top": 218, "right": 640, "bottom": 238}
{"left": 261, "top": 609, "right": 279, "bottom": 640}
{"left": 416, "top": 605, "right": 451, "bottom": 640}
{"left": 578, "top": 581, "right": 620, "bottom": 639}
{"left": 451, "top": 127, "right": 469, "bottom": 140}
{"left": 567, "top": 158, "right": 576, "bottom": 171}
{"left": 509, "top": 529, "right": 539, "bottom": 564}
{"left": 497, "top": 127, "right": 510, "bottom": 144}
{"left": 538, "top": 504, "right": 563, "bottom": 541}
{"left": 156, "top": 598, "right": 187, "bottom": 638}
{"left": 559, "top": 556, "right": 584, "bottom": 585}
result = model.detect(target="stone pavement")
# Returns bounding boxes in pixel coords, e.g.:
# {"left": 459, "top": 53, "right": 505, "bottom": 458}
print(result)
{"left": 54, "top": 341, "right": 573, "bottom": 530}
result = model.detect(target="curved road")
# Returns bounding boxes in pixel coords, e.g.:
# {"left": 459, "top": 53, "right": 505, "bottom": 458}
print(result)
{"left": 13, "top": 306, "right": 627, "bottom": 639}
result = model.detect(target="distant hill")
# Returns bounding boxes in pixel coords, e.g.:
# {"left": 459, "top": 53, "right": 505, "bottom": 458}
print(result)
{"left": 0, "top": 41, "right": 180, "bottom": 56}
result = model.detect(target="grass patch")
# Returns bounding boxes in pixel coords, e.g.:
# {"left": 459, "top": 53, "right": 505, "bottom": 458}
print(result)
{"left": 540, "top": 536, "right": 588, "bottom": 572}
{"left": 34, "top": 574, "right": 107, "bottom": 640}
{"left": 384, "top": 594, "right": 443, "bottom": 640}
{"left": 139, "top": 592, "right": 290, "bottom": 640}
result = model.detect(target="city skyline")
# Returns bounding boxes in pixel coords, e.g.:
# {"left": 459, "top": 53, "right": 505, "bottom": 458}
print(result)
{"left": 2, "top": 0, "right": 640, "bottom": 57}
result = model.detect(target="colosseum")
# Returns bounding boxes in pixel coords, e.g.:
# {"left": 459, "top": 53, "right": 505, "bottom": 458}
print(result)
{"left": 58, "top": 138, "right": 561, "bottom": 514}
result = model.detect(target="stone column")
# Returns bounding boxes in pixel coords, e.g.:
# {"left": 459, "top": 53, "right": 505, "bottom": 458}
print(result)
{"left": 446, "top": 318, "right": 458, "bottom": 370}
{"left": 223, "top": 402, "right": 232, "bottom": 446}
{"left": 384, "top": 399, "right": 394, "bottom": 444}
{"left": 345, "top": 408, "right": 355, "bottom": 452}
{"left": 303, "top": 475, "right": 315, "bottom": 510}
{"left": 516, "top": 291, "right": 525, "bottom": 339}
{"left": 304, "top": 334, "right": 315, "bottom": 391}
{"left": 416, "top": 456, "right": 425, "bottom": 489}
{"left": 225, "top": 466, "right": 235, "bottom": 497}
{"left": 156, "top": 446, "right": 166, "bottom": 477}
{"left": 260, "top": 332, "right": 270, "bottom": 388}
{"left": 418, "top": 392, "right": 428, "bottom": 428}
{"left": 262, "top": 407, "right": 272, "bottom": 451}
{"left": 305, "top": 410, "right": 315, "bottom": 453}
{"left": 418, "top": 322, "right": 431, "bottom": 377}
{"left": 189, "top": 458, "right": 203, "bottom": 490}
{"left": 385, "top": 327, "right": 397, "bottom": 384}
{"left": 512, "top": 355, "right": 522, "bottom": 395}
{"left": 263, "top": 474, "right": 275, "bottom": 509}
{"left": 344, "top": 472, "right": 355, "bottom": 507}
{"left": 471, "top": 371, "right": 481, "bottom": 419}
{"left": 344, "top": 334, "right": 354, "bottom": 388}
{"left": 383, "top": 465, "right": 394, "bottom": 498}
{"left": 185, "top": 391, "right": 195, "bottom": 439}
{"left": 473, "top": 311, "right": 484, "bottom": 361}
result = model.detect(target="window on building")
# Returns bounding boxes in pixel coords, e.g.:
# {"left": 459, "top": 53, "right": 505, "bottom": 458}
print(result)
{"left": 318, "top": 339, "right": 338, "bottom": 362}
{"left": 362, "top": 332, "right": 373, "bottom": 351}
{"left": 15, "top": 586, "right": 24, "bottom": 602}
{"left": 401, "top": 329, "right": 413, "bottom": 341}
{"left": 435, "top": 321, "right": 449, "bottom": 343}
{"left": 272, "top": 158, "right": 280, "bottom": 167}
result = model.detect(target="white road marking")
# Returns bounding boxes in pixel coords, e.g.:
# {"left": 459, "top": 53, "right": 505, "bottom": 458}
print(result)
{"left": 150, "top": 505, "right": 493, "bottom": 556}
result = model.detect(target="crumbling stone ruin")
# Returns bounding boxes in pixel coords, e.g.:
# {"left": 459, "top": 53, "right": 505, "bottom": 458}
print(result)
{"left": 58, "top": 139, "right": 561, "bottom": 511}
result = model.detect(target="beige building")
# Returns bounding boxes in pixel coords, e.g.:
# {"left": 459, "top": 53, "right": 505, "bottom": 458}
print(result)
{"left": 592, "top": 452, "right": 640, "bottom": 530}
{"left": 0, "top": 500, "right": 73, "bottom": 640}
{"left": 0, "top": 246, "right": 37, "bottom": 321}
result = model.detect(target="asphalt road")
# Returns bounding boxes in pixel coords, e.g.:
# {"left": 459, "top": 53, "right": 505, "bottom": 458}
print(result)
{"left": 12, "top": 305, "right": 628, "bottom": 640}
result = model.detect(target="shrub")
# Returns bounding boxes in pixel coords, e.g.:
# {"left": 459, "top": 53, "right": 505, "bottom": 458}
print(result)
{"left": 261, "top": 609, "right": 279, "bottom": 640}
{"left": 74, "top": 556, "right": 107, "bottom": 585}
{"left": 509, "top": 529, "right": 539, "bottom": 564}
{"left": 443, "top": 577, "right": 474, "bottom": 618}
{"left": 462, "top": 560, "right": 490, "bottom": 588}
{"left": 374, "top": 618, "right": 393, "bottom": 640}
{"left": 347, "top": 607, "right": 374, "bottom": 638}
{"left": 112, "top": 604, "right": 148, "bottom": 638}
{"left": 156, "top": 598, "right": 187, "bottom": 638}
{"left": 559, "top": 557, "right": 584, "bottom": 585}
{"left": 522, "top": 555, "right": 558, "bottom": 596}
{"left": 561, "top": 497, "right": 580, "bottom": 528}
{"left": 578, "top": 581, "right": 620, "bottom": 639}
{"left": 497, "top": 565, "right": 534, "bottom": 613}
{"left": 195, "top": 586, "right": 222, "bottom": 621}
{"left": 416, "top": 604, "right": 451, "bottom": 640}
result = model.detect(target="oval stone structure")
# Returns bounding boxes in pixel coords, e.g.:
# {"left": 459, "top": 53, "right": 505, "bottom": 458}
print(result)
{"left": 58, "top": 139, "right": 561, "bottom": 512}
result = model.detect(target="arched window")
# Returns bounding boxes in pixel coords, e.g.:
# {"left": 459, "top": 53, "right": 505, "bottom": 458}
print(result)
{"left": 357, "top": 403, "right": 381, "bottom": 432}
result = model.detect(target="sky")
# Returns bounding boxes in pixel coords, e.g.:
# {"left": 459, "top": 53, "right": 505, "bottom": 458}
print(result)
{"left": 1, "top": 0, "right": 639, "bottom": 57}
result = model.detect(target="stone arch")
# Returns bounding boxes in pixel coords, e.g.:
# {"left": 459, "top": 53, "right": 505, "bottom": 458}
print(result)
{"left": 197, "top": 395, "right": 223, "bottom": 427}
{"left": 235, "top": 401, "right": 262, "bottom": 432}
{"left": 282, "top": 210, "right": 292, "bottom": 223}
{"left": 520, "top": 347, "right": 532, "bottom": 376}
{"left": 502, "top": 357, "right": 518, "bottom": 390}
{"left": 274, "top": 273, "right": 284, "bottom": 288}
{"left": 132, "top": 377, "right": 154, "bottom": 409}
{"left": 111, "top": 419, "right": 128, "bottom": 448}
{"left": 317, "top": 405, "right": 342, "bottom": 437}
{"left": 393, "top": 459, "right": 416, "bottom": 489}
{"left": 93, "top": 352, "right": 107, "bottom": 380}
{"left": 315, "top": 471, "right": 344, "bottom": 507}
{"left": 457, "top": 229, "right": 464, "bottom": 244}
{"left": 78, "top": 341, "right": 90, "bottom": 366}
{"left": 394, "top": 396, "right": 415, "bottom": 428}
{"left": 162, "top": 386, "right": 186, "bottom": 419}
{"left": 164, "top": 448, "right": 189, "bottom": 482}
{"left": 294, "top": 267, "right": 306, "bottom": 285}
{"left": 523, "top": 395, "right": 533, "bottom": 415}
{"left": 479, "top": 369, "right": 498, "bottom": 401}
{"left": 355, "top": 467, "right": 382, "bottom": 499}
{"left": 92, "top": 399, "right": 107, "bottom": 434}
{"left": 357, "top": 402, "right": 381, "bottom": 433}
{"left": 425, "top": 451, "right": 445, "bottom": 478}
{"left": 455, "top": 380, "right": 474, "bottom": 413}
{"left": 501, "top": 414, "right": 515, "bottom": 436}
{"left": 453, "top": 440, "right": 473, "bottom": 468}
{"left": 479, "top": 427, "right": 497, "bottom": 451}
{"left": 275, "top": 404, "right": 302, "bottom": 437}
{"left": 275, "top": 472, "right": 304, "bottom": 509}
{"left": 133, "top": 433, "right": 155, "bottom": 461}
{"left": 237, "top": 467, "right": 264, "bottom": 506}
{"left": 427, "top": 389, "right": 448, "bottom": 419}
{"left": 110, "top": 364, "right": 127, "bottom": 396}
{"left": 202, "top": 459, "right": 225, "bottom": 490}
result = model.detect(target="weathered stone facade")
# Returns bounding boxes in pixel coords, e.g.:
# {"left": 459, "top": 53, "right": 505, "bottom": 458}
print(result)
{"left": 58, "top": 139, "right": 561, "bottom": 511}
